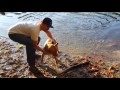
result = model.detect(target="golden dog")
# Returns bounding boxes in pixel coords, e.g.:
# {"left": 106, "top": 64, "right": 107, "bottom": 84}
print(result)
{"left": 41, "top": 38, "right": 59, "bottom": 65}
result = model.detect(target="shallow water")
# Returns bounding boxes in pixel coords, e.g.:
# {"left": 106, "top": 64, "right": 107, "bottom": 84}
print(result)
{"left": 1, "top": 12, "right": 120, "bottom": 59}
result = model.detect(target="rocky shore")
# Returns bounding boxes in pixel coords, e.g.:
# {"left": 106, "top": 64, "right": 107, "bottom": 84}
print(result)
{"left": 0, "top": 36, "right": 120, "bottom": 78}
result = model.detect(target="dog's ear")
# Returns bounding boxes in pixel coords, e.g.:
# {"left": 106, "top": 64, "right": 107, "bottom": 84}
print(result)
{"left": 54, "top": 43, "right": 58, "bottom": 46}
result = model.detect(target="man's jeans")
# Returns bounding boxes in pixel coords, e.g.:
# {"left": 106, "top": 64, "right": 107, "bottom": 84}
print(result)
{"left": 9, "top": 34, "right": 40, "bottom": 67}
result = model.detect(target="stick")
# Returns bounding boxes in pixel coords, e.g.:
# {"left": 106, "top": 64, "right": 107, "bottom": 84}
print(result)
{"left": 58, "top": 60, "right": 89, "bottom": 76}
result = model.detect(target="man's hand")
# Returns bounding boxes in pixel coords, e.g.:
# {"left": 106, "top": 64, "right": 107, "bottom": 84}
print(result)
{"left": 33, "top": 40, "right": 48, "bottom": 54}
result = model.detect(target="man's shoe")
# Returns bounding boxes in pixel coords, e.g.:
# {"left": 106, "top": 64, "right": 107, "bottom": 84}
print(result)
{"left": 29, "top": 66, "right": 45, "bottom": 78}
{"left": 29, "top": 66, "right": 40, "bottom": 74}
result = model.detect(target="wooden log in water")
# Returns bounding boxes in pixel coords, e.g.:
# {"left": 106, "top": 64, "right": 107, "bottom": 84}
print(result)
{"left": 58, "top": 60, "right": 90, "bottom": 76}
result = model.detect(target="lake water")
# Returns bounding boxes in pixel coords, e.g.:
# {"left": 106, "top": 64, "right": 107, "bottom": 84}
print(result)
{"left": 1, "top": 12, "right": 120, "bottom": 59}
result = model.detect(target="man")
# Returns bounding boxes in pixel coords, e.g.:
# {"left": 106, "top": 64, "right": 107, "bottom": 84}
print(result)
{"left": 8, "top": 17, "right": 56, "bottom": 75}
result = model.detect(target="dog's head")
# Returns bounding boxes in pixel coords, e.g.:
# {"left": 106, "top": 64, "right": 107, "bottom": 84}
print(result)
{"left": 44, "top": 39, "right": 59, "bottom": 56}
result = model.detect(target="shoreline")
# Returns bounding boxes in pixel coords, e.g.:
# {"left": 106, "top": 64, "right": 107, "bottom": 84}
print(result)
{"left": 0, "top": 35, "right": 120, "bottom": 78}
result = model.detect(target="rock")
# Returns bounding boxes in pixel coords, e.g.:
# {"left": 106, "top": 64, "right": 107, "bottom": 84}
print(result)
{"left": 108, "top": 66, "right": 117, "bottom": 73}
{"left": 82, "top": 56, "right": 91, "bottom": 61}
{"left": 23, "top": 69, "right": 29, "bottom": 75}
{"left": 3, "top": 65, "right": 13, "bottom": 70}
{"left": 0, "top": 51, "right": 2, "bottom": 54}
{"left": 63, "top": 54, "right": 68, "bottom": 57}
{"left": 0, "top": 70, "right": 4, "bottom": 74}
{"left": 93, "top": 72, "right": 101, "bottom": 78}
{"left": 87, "top": 66, "right": 99, "bottom": 73}
{"left": 9, "top": 73, "right": 19, "bottom": 78}
{"left": 7, "top": 60, "right": 15, "bottom": 65}
{"left": 3, "top": 50, "right": 9, "bottom": 54}
{"left": 0, "top": 59, "right": 6, "bottom": 64}
{"left": 52, "top": 76, "right": 57, "bottom": 78}
{"left": 0, "top": 57, "right": 2, "bottom": 59}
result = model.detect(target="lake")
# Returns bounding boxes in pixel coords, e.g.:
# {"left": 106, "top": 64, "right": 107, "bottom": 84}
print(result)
{"left": 1, "top": 12, "right": 120, "bottom": 60}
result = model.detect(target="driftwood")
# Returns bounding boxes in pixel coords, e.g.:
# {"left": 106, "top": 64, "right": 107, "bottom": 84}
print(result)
{"left": 58, "top": 60, "right": 89, "bottom": 76}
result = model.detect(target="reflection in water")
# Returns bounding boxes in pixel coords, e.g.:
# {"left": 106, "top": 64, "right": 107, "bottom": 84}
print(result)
{"left": 1, "top": 12, "right": 120, "bottom": 58}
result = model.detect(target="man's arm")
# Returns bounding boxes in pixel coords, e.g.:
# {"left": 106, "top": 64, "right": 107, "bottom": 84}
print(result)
{"left": 44, "top": 30, "right": 53, "bottom": 39}
{"left": 33, "top": 41, "right": 48, "bottom": 54}
{"left": 44, "top": 30, "right": 56, "bottom": 43}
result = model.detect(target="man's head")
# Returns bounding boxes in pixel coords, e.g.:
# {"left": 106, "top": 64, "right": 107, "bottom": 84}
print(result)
{"left": 40, "top": 17, "right": 54, "bottom": 31}
{"left": 43, "top": 17, "right": 54, "bottom": 28}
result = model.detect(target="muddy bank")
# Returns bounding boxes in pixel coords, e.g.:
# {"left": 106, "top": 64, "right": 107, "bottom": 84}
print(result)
{"left": 0, "top": 36, "right": 120, "bottom": 78}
